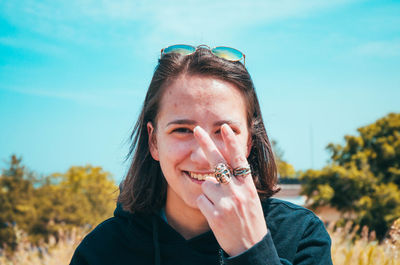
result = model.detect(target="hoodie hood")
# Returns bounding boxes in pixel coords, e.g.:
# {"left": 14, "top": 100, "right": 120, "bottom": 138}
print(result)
{"left": 113, "top": 203, "right": 221, "bottom": 265}
{"left": 71, "top": 198, "right": 333, "bottom": 265}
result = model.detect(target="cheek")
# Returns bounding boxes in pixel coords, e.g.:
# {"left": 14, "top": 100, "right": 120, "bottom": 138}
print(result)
{"left": 160, "top": 139, "right": 193, "bottom": 162}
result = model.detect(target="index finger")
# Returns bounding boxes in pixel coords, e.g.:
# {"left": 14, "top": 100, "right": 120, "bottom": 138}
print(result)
{"left": 193, "top": 126, "right": 226, "bottom": 168}
{"left": 220, "top": 124, "right": 249, "bottom": 169}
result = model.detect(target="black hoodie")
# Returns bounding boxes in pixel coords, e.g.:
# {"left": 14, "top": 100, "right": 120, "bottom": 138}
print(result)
{"left": 70, "top": 198, "right": 332, "bottom": 265}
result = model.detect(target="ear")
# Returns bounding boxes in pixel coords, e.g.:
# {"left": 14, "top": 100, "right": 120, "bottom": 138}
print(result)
{"left": 147, "top": 122, "right": 159, "bottom": 161}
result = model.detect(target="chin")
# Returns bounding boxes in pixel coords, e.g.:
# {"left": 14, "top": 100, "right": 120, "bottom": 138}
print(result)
{"left": 183, "top": 196, "right": 203, "bottom": 211}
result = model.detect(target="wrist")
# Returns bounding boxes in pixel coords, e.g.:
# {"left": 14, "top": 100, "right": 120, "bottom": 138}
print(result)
{"left": 225, "top": 229, "right": 268, "bottom": 257}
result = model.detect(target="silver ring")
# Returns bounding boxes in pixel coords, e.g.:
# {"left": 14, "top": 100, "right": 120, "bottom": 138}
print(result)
{"left": 214, "top": 163, "right": 232, "bottom": 184}
{"left": 233, "top": 166, "right": 251, "bottom": 178}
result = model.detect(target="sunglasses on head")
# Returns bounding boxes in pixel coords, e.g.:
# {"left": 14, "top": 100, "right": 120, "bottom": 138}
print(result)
{"left": 160, "top": 44, "right": 246, "bottom": 65}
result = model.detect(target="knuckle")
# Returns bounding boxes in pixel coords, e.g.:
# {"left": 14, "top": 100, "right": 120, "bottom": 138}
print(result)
{"left": 236, "top": 195, "right": 247, "bottom": 212}
{"left": 212, "top": 210, "right": 224, "bottom": 227}
{"left": 232, "top": 156, "right": 247, "bottom": 166}
{"left": 220, "top": 198, "right": 232, "bottom": 210}
{"left": 212, "top": 210, "right": 220, "bottom": 219}
{"left": 228, "top": 190, "right": 246, "bottom": 211}
{"left": 217, "top": 198, "right": 235, "bottom": 215}
{"left": 231, "top": 192, "right": 243, "bottom": 205}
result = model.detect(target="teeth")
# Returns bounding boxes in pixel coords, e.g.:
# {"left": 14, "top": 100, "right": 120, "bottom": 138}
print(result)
{"left": 189, "top": 172, "right": 213, "bottom": 180}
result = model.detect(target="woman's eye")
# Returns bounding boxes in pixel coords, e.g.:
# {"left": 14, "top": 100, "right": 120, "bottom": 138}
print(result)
{"left": 231, "top": 128, "right": 240, "bottom": 134}
{"left": 215, "top": 127, "right": 240, "bottom": 134}
{"left": 172, "top": 128, "right": 192, "bottom": 134}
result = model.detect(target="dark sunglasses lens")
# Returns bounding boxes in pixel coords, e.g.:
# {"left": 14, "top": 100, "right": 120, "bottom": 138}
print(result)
{"left": 211, "top": 47, "right": 243, "bottom": 61}
{"left": 163, "top": 45, "right": 196, "bottom": 55}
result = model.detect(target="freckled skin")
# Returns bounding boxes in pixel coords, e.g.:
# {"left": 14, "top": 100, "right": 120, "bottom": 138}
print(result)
{"left": 148, "top": 74, "right": 250, "bottom": 213}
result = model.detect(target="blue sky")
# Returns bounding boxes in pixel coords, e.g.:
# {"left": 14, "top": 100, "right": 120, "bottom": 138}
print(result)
{"left": 1, "top": 0, "right": 399, "bottom": 183}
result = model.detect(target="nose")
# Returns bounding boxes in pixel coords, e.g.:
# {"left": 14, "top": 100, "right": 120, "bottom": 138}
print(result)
{"left": 190, "top": 143, "right": 210, "bottom": 168}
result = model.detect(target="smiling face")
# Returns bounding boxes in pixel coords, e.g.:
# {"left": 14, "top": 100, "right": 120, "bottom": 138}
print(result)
{"left": 148, "top": 74, "right": 251, "bottom": 213}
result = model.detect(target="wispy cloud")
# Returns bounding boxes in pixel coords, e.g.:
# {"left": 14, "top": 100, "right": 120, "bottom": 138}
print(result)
{"left": 1, "top": 86, "right": 144, "bottom": 109}
{"left": 1, "top": 0, "right": 357, "bottom": 48}
{"left": 0, "top": 36, "right": 67, "bottom": 56}
{"left": 355, "top": 40, "right": 400, "bottom": 57}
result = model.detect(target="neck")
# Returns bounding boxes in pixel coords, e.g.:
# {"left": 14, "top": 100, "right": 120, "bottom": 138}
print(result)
{"left": 165, "top": 192, "right": 210, "bottom": 240}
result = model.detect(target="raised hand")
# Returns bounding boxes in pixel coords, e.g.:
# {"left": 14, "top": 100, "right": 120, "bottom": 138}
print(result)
{"left": 194, "top": 124, "right": 268, "bottom": 257}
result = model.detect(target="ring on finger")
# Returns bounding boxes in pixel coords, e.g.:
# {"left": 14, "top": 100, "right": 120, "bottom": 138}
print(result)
{"left": 233, "top": 166, "right": 251, "bottom": 178}
{"left": 214, "top": 163, "right": 232, "bottom": 184}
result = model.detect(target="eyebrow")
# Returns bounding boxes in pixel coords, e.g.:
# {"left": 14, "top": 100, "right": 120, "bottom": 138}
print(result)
{"left": 166, "top": 119, "right": 241, "bottom": 127}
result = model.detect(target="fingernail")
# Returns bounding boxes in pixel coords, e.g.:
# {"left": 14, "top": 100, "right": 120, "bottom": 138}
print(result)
{"left": 221, "top": 124, "right": 230, "bottom": 135}
{"left": 194, "top": 126, "right": 203, "bottom": 137}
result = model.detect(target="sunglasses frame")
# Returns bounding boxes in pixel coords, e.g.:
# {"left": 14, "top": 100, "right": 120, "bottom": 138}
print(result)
{"left": 160, "top": 44, "right": 246, "bottom": 66}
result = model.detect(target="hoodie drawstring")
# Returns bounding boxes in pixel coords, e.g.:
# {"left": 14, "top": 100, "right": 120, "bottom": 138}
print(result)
{"left": 152, "top": 216, "right": 161, "bottom": 265}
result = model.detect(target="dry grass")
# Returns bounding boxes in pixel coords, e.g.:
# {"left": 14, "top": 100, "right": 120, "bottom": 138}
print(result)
{"left": 1, "top": 219, "right": 399, "bottom": 265}
{"left": 0, "top": 227, "right": 87, "bottom": 265}
{"left": 328, "top": 219, "right": 400, "bottom": 265}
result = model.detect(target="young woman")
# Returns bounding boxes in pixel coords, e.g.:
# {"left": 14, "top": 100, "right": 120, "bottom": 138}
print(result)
{"left": 70, "top": 45, "right": 332, "bottom": 265}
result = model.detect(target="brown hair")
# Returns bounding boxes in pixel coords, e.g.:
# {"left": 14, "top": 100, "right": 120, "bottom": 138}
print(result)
{"left": 118, "top": 48, "right": 279, "bottom": 213}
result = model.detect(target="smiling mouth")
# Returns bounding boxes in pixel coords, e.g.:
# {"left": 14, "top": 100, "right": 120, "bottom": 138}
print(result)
{"left": 184, "top": 171, "right": 214, "bottom": 181}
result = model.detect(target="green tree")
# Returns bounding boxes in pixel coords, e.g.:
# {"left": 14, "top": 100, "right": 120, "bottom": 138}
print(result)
{"left": 30, "top": 165, "right": 118, "bottom": 243}
{"left": 272, "top": 140, "right": 297, "bottom": 179}
{"left": 0, "top": 155, "right": 37, "bottom": 250}
{"left": 53, "top": 165, "right": 118, "bottom": 226}
{"left": 301, "top": 113, "right": 400, "bottom": 238}
{"left": 0, "top": 156, "right": 118, "bottom": 249}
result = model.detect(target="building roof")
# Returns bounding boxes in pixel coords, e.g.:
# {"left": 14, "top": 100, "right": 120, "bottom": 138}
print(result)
{"left": 273, "top": 184, "right": 306, "bottom": 206}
